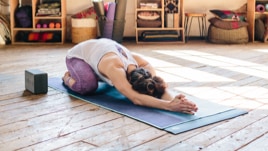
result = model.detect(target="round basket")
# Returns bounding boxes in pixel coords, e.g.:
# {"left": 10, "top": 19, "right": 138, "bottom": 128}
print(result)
{"left": 71, "top": 18, "right": 97, "bottom": 43}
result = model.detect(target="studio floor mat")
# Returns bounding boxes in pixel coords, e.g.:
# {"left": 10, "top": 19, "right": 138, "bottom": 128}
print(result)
{"left": 48, "top": 77, "right": 247, "bottom": 134}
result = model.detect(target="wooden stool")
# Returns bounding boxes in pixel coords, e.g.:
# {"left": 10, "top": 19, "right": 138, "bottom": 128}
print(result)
{"left": 184, "top": 13, "right": 207, "bottom": 42}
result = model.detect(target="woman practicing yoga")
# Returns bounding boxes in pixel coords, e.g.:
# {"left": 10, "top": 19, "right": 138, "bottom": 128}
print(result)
{"left": 63, "top": 38, "right": 198, "bottom": 114}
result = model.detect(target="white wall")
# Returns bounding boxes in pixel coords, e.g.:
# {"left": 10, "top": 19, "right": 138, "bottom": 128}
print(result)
{"left": 66, "top": 0, "right": 247, "bottom": 37}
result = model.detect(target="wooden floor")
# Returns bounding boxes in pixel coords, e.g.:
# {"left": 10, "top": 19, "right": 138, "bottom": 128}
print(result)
{"left": 1, "top": 40, "right": 268, "bottom": 151}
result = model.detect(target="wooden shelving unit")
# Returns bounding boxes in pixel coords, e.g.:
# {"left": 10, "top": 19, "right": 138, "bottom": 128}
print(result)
{"left": 135, "top": 0, "right": 185, "bottom": 43}
{"left": 247, "top": 0, "right": 268, "bottom": 42}
{"left": 9, "top": 0, "right": 66, "bottom": 44}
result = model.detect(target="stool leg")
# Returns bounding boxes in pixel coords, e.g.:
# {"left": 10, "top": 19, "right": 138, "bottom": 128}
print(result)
{"left": 204, "top": 16, "right": 207, "bottom": 40}
{"left": 188, "top": 17, "right": 193, "bottom": 40}
{"left": 202, "top": 17, "right": 205, "bottom": 38}
{"left": 197, "top": 17, "right": 202, "bottom": 38}
{"left": 202, "top": 16, "right": 207, "bottom": 41}
{"left": 184, "top": 16, "right": 189, "bottom": 42}
{"left": 186, "top": 17, "right": 193, "bottom": 42}
{"left": 201, "top": 17, "right": 204, "bottom": 38}
{"left": 199, "top": 16, "right": 207, "bottom": 40}
{"left": 201, "top": 17, "right": 205, "bottom": 38}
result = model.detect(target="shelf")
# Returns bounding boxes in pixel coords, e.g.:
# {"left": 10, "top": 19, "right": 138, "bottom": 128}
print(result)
{"left": 11, "top": 41, "right": 64, "bottom": 45}
{"left": 136, "top": 27, "right": 184, "bottom": 30}
{"left": 255, "top": 12, "right": 268, "bottom": 15}
{"left": 136, "top": 8, "right": 162, "bottom": 11}
{"left": 136, "top": 40, "right": 185, "bottom": 44}
{"left": 257, "top": 0, "right": 268, "bottom": 1}
{"left": 247, "top": 0, "right": 268, "bottom": 42}
{"left": 135, "top": 0, "right": 185, "bottom": 43}
{"left": 13, "top": 28, "right": 63, "bottom": 30}
{"left": 35, "top": 16, "right": 63, "bottom": 19}
{"left": 9, "top": 0, "right": 66, "bottom": 44}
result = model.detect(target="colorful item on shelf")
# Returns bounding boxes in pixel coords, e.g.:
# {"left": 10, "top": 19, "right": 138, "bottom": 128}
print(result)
{"left": 16, "top": 31, "right": 61, "bottom": 42}
{"left": 36, "top": 22, "right": 60, "bottom": 28}
{"left": 55, "top": 23, "right": 61, "bottom": 28}
{"left": 256, "top": 4, "right": 265, "bottom": 12}
{"left": 210, "top": 9, "right": 246, "bottom": 21}
{"left": 137, "top": 19, "right": 162, "bottom": 28}
{"left": 71, "top": 7, "right": 97, "bottom": 19}
{"left": 164, "top": 0, "right": 178, "bottom": 13}
{"left": 36, "top": 23, "right": 41, "bottom": 28}
{"left": 43, "top": 23, "right": 48, "bottom": 28}
{"left": 141, "top": 30, "right": 179, "bottom": 41}
{"left": 49, "top": 22, "right": 55, "bottom": 28}
{"left": 28, "top": 32, "right": 54, "bottom": 42}
{"left": 138, "top": 11, "right": 160, "bottom": 20}
{"left": 15, "top": 5, "right": 32, "bottom": 28}
{"left": 140, "top": 3, "right": 159, "bottom": 9}
{"left": 208, "top": 17, "right": 248, "bottom": 30}
{"left": 36, "top": 2, "right": 61, "bottom": 16}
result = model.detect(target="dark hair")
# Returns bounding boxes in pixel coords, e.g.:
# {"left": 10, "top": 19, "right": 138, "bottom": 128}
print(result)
{"left": 128, "top": 67, "right": 166, "bottom": 98}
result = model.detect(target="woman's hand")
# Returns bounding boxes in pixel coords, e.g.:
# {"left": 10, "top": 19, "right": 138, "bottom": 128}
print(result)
{"left": 169, "top": 94, "right": 198, "bottom": 114}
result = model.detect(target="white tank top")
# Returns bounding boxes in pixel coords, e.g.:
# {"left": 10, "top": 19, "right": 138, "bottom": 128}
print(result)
{"left": 66, "top": 38, "right": 138, "bottom": 86}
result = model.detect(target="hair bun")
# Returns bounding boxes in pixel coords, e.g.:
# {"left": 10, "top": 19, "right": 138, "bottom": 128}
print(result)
{"left": 129, "top": 68, "right": 166, "bottom": 98}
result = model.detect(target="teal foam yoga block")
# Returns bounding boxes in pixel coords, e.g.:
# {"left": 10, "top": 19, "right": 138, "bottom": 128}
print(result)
{"left": 25, "top": 69, "right": 48, "bottom": 94}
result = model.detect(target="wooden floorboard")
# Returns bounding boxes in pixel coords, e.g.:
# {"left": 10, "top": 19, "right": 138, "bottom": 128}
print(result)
{"left": 1, "top": 41, "right": 268, "bottom": 150}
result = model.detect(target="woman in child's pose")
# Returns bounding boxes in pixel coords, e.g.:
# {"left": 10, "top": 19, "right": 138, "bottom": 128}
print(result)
{"left": 63, "top": 38, "right": 198, "bottom": 114}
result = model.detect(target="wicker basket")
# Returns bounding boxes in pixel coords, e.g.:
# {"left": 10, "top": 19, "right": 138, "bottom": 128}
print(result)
{"left": 71, "top": 18, "right": 97, "bottom": 43}
{"left": 208, "top": 24, "right": 249, "bottom": 44}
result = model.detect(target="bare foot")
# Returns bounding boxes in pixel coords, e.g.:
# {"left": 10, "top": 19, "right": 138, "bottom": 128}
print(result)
{"left": 62, "top": 71, "right": 75, "bottom": 87}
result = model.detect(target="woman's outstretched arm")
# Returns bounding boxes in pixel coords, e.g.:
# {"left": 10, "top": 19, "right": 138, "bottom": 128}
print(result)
{"left": 98, "top": 54, "right": 198, "bottom": 114}
{"left": 110, "top": 64, "right": 197, "bottom": 114}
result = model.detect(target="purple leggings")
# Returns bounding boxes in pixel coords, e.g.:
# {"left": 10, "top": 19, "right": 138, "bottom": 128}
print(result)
{"left": 66, "top": 57, "right": 98, "bottom": 95}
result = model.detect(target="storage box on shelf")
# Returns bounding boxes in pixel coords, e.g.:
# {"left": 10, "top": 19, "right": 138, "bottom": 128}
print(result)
{"left": 135, "top": 0, "right": 185, "bottom": 43}
{"left": 247, "top": 0, "right": 268, "bottom": 42}
{"left": 9, "top": 0, "right": 66, "bottom": 44}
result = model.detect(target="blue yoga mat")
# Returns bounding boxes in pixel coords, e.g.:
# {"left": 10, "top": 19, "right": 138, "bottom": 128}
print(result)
{"left": 48, "top": 77, "right": 247, "bottom": 134}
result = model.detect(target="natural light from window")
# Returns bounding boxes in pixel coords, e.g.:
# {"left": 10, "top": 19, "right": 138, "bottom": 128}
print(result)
{"left": 136, "top": 49, "right": 268, "bottom": 109}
